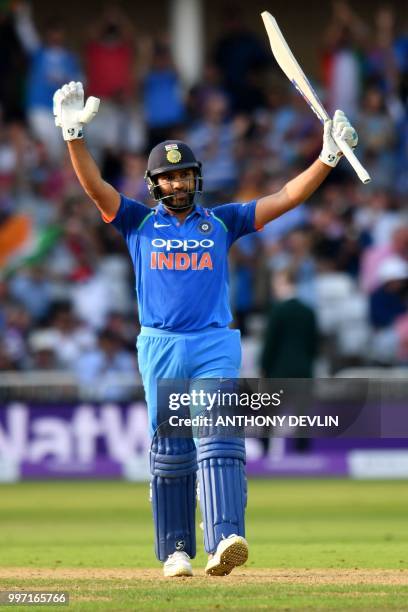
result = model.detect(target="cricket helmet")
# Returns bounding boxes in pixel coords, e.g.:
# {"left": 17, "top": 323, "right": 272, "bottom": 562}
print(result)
{"left": 144, "top": 140, "right": 203, "bottom": 211}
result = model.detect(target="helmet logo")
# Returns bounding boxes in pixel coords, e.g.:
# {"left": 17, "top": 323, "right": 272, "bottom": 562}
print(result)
{"left": 166, "top": 149, "right": 182, "bottom": 163}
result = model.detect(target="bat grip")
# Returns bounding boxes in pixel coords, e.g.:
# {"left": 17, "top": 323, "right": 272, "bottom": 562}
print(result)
{"left": 334, "top": 136, "right": 371, "bottom": 184}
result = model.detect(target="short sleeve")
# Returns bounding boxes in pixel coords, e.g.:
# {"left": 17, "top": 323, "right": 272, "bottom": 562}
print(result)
{"left": 211, "top": 200, "right": 258, "bottom": 245}
{"left": 109, "top": 194, "right": 152, "bottom": 239}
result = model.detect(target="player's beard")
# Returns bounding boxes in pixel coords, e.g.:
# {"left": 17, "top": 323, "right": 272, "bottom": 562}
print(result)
{"left": 163, "top": 190, "right": 195, "bottom": 212}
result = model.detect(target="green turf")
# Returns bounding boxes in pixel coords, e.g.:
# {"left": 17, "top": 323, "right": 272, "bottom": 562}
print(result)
{"left": 1, "top": 479, "right": 408, "bottom": 610}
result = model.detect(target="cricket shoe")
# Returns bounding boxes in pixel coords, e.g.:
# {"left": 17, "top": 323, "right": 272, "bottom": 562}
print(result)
{"left": 205, "top": 535, "right": 248, "bottom": 576}
{"left": 163, "top": 551, "right": 193, "bottom": 577}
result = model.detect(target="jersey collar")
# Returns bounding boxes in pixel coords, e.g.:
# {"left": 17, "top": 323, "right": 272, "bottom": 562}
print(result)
{"left": 156, "top": 203, "right": 207, "bottom": 218}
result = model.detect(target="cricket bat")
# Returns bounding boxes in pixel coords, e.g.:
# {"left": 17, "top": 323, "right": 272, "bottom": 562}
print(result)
{"left": 261, "top": 11, "right": 371, "bottom": 184}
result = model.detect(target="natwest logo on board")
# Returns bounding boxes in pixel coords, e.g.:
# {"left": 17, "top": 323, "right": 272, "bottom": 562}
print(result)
{"left": 0, "top": 403, "right": 150, "bottom": 464}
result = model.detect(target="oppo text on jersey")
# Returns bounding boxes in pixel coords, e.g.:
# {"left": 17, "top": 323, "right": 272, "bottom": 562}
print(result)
{"left": 151, "top": 238, "right": 215, "bottom": 252}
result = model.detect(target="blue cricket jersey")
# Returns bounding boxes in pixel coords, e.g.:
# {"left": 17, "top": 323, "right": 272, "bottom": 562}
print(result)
{"left": 110, "top": 195, "right": 258, "bottom": 331}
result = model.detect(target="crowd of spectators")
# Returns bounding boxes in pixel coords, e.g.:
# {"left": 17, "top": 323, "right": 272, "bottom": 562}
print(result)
{"left": 0, "top": 0, "right": 407, "bottom": 388}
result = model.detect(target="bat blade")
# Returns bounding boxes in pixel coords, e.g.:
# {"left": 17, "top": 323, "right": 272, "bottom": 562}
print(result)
{"left": 261, "top": 11, "right": 371, "bottom": 184}
{"left": 261, "top": 11, "right": 328, "bottom": 123}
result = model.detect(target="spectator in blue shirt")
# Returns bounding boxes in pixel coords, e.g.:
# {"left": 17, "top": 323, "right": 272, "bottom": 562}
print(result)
{"left": 143, "top": 42, "right": 185, "bottom": 150}
{"left": 14, "top": 3, "right": 81, "bottom": 160}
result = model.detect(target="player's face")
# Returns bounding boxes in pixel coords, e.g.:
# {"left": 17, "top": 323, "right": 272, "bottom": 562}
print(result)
{"left": 157, "top": 168, "right": 196, "bottom": 208}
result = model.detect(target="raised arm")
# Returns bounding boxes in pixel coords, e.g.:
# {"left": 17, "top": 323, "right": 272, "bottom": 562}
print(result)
{"left": 54, "top": 81, "right": 120, "bottom": 220}
{"left": 255, "top": 111, "right": 358, "bottom": 228}
{"left": 255, "top": 159, "right": 331, "bottom": 228}
{"left": 13, "top": 1, "right": 41, "bottom": 55}
{"left": 67, "top": 140, "right": 120, "bottom": 220}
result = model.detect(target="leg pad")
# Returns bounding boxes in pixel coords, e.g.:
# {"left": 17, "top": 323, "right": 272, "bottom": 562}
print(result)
{"left": 150, "top": 436, "right": 197, "bottom": 561}
{"left": 197, "top": 437, "right": 247, "bottom": 554}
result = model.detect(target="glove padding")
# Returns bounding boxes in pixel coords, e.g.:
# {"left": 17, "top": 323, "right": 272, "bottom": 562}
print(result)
{"left": 319, "top": 110, "right": 358, "bottom": 167}
{"left": 53, "top": 81, "right": 100, "bottom": 141}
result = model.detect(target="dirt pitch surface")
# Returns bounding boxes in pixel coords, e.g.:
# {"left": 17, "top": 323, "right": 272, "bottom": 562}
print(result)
{"left": 1, "top": 567, "right": 408, "bottom": 586}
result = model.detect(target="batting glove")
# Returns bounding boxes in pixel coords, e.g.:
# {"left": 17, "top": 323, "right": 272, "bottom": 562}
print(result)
{"left": 319, "top": 110, "right": 358, "bottom": 167}
{"left": 53, "top": 81, "right": 100, "bottom": 141}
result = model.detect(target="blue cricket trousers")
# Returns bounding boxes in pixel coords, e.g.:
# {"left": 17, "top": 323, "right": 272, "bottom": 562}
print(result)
{"left": 137, "top": 326, "right": 241, "bottom": 436}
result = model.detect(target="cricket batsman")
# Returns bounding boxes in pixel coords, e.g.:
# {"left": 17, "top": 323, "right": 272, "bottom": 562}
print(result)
{"left": 53, "top": 81, "right": 358, "bottom": 577}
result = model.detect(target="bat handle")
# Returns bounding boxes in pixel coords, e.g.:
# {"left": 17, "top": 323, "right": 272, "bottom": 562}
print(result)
{"left": 334, "top": 136, "right": 371, "bottom": 184}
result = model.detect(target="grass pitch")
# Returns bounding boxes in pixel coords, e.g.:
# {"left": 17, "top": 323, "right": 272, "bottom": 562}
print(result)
{"left": 1, "top": 479, "right": 408, "bottom": 610}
